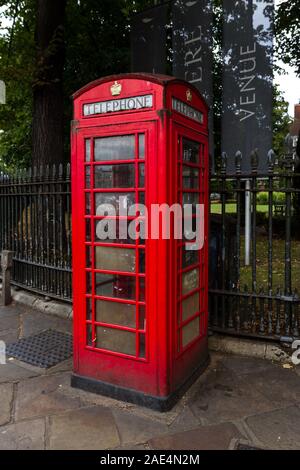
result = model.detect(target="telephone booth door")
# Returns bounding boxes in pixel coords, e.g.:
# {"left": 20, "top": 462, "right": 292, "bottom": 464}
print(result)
{"left": 72, "top": 121, "right": 163, "bottom": 397}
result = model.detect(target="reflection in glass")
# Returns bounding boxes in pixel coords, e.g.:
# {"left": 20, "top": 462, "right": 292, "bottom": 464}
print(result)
{"left": 139, "top": 134, "right": 145, "bottom": 158}
{"left": 95, "top": 246, "right": 136, "bottom": 272}
{"left": 86, "top": 246, "right": 92, "bottom": 268}
{"left": 96, "top": 300, "right": 136, "bottom": 328}
{"left": 85, "top": 166, "right": 91, "bottom": 188}
{"left": 139, "top": 305, "right": 146, "bottom": 330}
{"left": 96, "top": 326, "right": 136, "bottom": 356}
{"left": 139, "top": 164, "right": 145, "bottom": 187}
{"left": 85, "top": 139, "right": 91, "bottom": 162}
{"left": 95, "top": 220, "right": 136, "bottom": 244}
{"left": 95, "top": 135, "right": 135, "bottom": 161}
{"left": 182, "top": 317, "right": 200, "bottom": 347}
{"left": 182, "top": 248, "right": 199, "bottom": 268}
{"left": 86, "top": 297, "right": 92, "bottom": 321}
{"left": 182, "top": 268, "right": 199, "bottom": 295}
{"left": 85, "top": 193, "right": 91, "bottom": 214}
{"left": 95, "top": 192, "right": 135, "bottom": 216}
{"left": 86, "top": 219, "right": 91, "bottom": 241}
{"left": 182, "top": 139, "right": 199, "bottom": 163}
{"left": 95, "top": 164, "right": 135, "bottom": 188}
{"left": 182, "top": 292, "right": 199, "bottom": 322}
{"left": 183, "top": 166, "right": 199, "bottom": 189}
{"left": 86, "top": 272, "right": 92, "bottom": 293}
{"left": 95, "top": 273, "right": 136, "bottom": 300}
{"left": 183, "top": 192, "right": 199, "bottom": 206}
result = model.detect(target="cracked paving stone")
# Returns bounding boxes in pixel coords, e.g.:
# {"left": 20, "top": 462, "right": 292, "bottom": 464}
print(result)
{"left": 0, "top": 418, "right": 45, "bottom": 450}
{"left": 0, "top": 383, "right": 14, "bottom": 426}
{"left": 48, "top": 406, "right": 120, "bottom": 450}
{"left": 149, "top": 422, "right": 243, "bottom": 450}
{"left": 15, "top": 372, "right": 82, "bottom": 421}
{"left": 0, "top": 361, "right": 40, "bottom": 384}
{"left": 246, "top": 406, "right": 300, "bottom": 450}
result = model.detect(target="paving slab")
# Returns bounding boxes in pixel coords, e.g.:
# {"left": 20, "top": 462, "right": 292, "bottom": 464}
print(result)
{"left": 168, "top": 406, "right": 201, "bottom": 432}
{"left": 15, "top": 372, "right": 82, "bottom": 421}
{"left": 48, "top": 406, "right": 120, "bottom": 450}
{"left": 239, "top": 367, "right": 300, "bottom": 407}
{"left": 0, "top": 383, "right": 14, "bottom": 425}
{"left": 245, "top": 406, "right": 300, "bottom": 450}
{"left": 112, "top": 409, "right": 170, "bottom": 446}
{"left": 220, "top": 355, "right": 279, "bottom": 376}
{"left": 20, "top": 310, "right": 71, "bottom": 338}
{"left": 0, "top": 360, "right": 40, "bottom": 384}
{"left": 0, "top": 329, "right": 19, "bottom": 344}
{"left": 0, "top": 418, "right": 45, "bottom": 450}
{"left": 0, "top": 309, "right": 20, "bottom": 332}
{"left": 189, "top": 366, "right": 275, "bottom": 424}
{"left": 149, "top": 422, "right": 243, "bottom": 450}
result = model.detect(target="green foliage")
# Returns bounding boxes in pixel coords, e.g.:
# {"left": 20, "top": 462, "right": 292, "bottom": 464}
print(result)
{"left": 272, "top": 85, "right": 292, "bottom": 159}
{"left": 275, "top": 0, "right": 300, "bottom": 77}
{"left": 257, "top": 191, "right": 285, "bottom": 205}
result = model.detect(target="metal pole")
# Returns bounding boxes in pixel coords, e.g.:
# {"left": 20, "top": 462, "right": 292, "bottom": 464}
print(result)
{"left": 245, "top": 179, "right": 251, "bottom": 266}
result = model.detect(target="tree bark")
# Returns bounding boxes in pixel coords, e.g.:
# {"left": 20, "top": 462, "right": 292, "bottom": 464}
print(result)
{"left": 32, "top": 0, "right": 66, "bottom": 167}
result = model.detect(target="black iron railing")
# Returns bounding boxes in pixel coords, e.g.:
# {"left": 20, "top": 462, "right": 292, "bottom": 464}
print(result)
{"left": 0, "top": 164, "right": 72, "bottom": 302}
{"left": 209, "top": 138, "right": 300, "bottom": 342}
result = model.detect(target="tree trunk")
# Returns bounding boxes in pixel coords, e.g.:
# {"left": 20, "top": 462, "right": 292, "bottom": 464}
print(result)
{"left": 32, "top": 0, "right": 66, "bottom": 167}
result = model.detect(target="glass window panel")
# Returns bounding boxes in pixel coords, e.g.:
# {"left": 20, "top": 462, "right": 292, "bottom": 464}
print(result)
{"left": 85, "top": 166, "right": 91, "bottom": 188}
{"left": 139, "top": 134, "right": 145, "bottom": 158}
{"left": 86, "top": 324, "right": 93, "bottom": 347}
{"left": 95, "top": 192, "right": 135, "bottom": 216}
{"left": 139, "top": 191, "right": 145, "bottom": 208}
{"left": 182, "top": 248, "right": 199, "bottom": 268}
{"left": 139, "top": 334, "right": 146, "bottom": 359}
{"left": 96, "top": 326, "right": 136, "bottom": 356}
{"left": 139, "top": 305, "right": 146, "bottom": 330}
{"left": 86, "top": 297, "right": 92, "bottom": 321}
{"left": 94, "top": 135, "right": 135, "bottom": 161}
{"left": 96, "top": 300, "right": 136, "bottom": 328}
{"left": 182, "top": 268, "right": 199, "bottom": 295}
{"left": 182, "top": 139, "right": 200, "bottom": 163}
{"left": 85, "top": 193, "right": 91, "bottom": 214}
{"left": 183, "top": 166, "right": 199, "bottom": 189}
{"left": 183, "top": 192, "right": 199, "bottom": 206}
{"left": 139, "top": 278, "right": 145, "bottom": 301}
{"left": 86, "top": 246, "right": 92, "bottom": 268}
{"left": 182, "top": 317, "right": 200, "bottom": 347}
{"left": 182, "top": 293, "right": 199, "bottom": 322}
{"left": 95, "top": 246, "right": 135, "bottom": 272}
{"left": 86, "top": 219, "right": 91, "bottom": 241}
{"left": 86, "top": 272, "right": 92, "bottom": 293}
{"left": 85, "top": 139, "right": 91, "bottom": 162}
{"left": 95, "top": 273, "right": 136, "bottom": 300}
{"left": 95, "top": 164, "right": 135, "bottom": 188}
{"left": 139, "top": 250, "right": 145, "bottom": 273}
{"left": 95, "top": 220, "right": 136, "bottom": 244}
{"left": 139, "top": 164, "right": 145, "bottom": 187}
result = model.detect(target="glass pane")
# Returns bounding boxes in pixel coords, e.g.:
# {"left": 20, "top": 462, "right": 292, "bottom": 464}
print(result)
{"left": 86, "top": 324, "right": 93, "bottom": 346}
{"left": 85, "top": 166, "right": 91, "bottom": 188}
{"left": 86, "top": 297, "right": 92, "bottom": 321}
{"left": 96, "top": 326, "right": 136, "bottom": 356}
{"left": 95, "top": 135, "right": 135, "bottom": 161}
{"left": 182, "top": 248, "right": 199, "bottom": 268}
{"left": 139, "top": 278, "right": 145, "bottom": 301}
{"left": 182, "top": 139, "right": 200, "bottom": 163}
{"left": 86, "top": 246, "right": 92, "bottom": 267}
{"left": 139, "top": 134, "right": 145, "bottom": 158}
{"left": 182, "top": 268, "right": 199, "bottom": 295}
{"left": 95, "top": 192, "right": 135, "bottom": 215}
{"left": 139, "top": 334, "right": 146, "bottom": 359}
{"left": 85, "top": 139, "right": 91, "bottom": 162}
{"left": 139, "top": 250, "right": 145, "bottom": 273}
{"left": 95, "top": 164, "right": 135, "bottom": 188}
{"left": 139, "top": 191, "right": 145, "bottom": 206}
{"left": 86, "top": 219, "right": 91, "bottom": 241}
{"left": 86, "top": 272, "right": 92, "bottom": 293}
{"left": 95, "top": 220, "right": 136, "bottom": 244}
{"left": 95, "top": 273, "right": 136, "bottom": 300}
{"left": 85, "top": 193, "right": 91, "bottom": 214}
{"left": 183, "top": 192, "right": 199, "bottom": 206}
{"left": 183, "top": 166, "right": 199, "bottom": 189}
{"left": 182, "top": 292, "right": 199, "bottom": 322}
{"left": 96, "top": 300, "right": 136, "bottom": 328}
{"left": 182, "top": 317, "right": 200, "bottom": 347}
{"left": 139, "top": 305, "right": 146, "bottom": 330}
{"left": 139, "top": 164, "right": 145, "bottom": 187}
{"left": 95, "top": 246, "right": 136, "bottom": 272}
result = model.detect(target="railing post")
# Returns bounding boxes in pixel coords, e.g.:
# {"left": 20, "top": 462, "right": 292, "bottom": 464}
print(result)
{"left": 1, "top": 250, "right": 13, "bottom": 306}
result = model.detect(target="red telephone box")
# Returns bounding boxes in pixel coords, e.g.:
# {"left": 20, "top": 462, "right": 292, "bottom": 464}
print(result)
{"left": 71, "top": 73, "right": 209, "bottom": 411}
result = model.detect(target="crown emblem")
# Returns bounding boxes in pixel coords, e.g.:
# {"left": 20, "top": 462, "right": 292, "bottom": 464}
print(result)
{"left": 186, "top": 89, "right": 192, "bottom": 102}
{"left": 110, "top": 81, "right": 122, "bottom": 96}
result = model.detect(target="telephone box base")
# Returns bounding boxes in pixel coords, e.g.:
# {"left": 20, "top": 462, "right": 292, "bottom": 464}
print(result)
{"left": 71, "top": 356, "right": 209, "bottom": 412}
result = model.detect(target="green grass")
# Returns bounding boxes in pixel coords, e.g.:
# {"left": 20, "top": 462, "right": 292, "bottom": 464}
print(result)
{"left": 239, "top": 235, "right": 300, "bottom": 291}
{"left": 210, "top": 202, "right": 269, "bottom": 214}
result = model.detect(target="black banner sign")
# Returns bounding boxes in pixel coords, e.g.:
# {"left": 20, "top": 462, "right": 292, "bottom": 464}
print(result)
{"left": 172, "top": 0, "right": 214, "bottom": 159}
{"left": 222, "top": 0, "right": 274, "bottom": 174}
{"left": 131, "top": 4, "right": 169, "bottom": 74}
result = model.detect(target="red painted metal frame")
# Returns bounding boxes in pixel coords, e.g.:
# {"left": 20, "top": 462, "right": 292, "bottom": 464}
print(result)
{"left": 71, "top": 74, "right": 209, "bottom": 399}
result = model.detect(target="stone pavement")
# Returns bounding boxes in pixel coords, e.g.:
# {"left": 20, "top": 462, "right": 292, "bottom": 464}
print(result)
{"left": 0, "top": 302, "right": 300, "bottom": 450}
